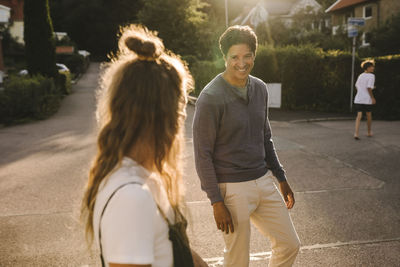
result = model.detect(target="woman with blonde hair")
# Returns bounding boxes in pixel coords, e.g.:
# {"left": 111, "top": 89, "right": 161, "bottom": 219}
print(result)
{"left": 81, "top": 24, "right": 207, "bottom": 267}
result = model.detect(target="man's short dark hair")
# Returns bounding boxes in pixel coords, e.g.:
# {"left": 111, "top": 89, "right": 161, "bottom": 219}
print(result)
{"left": 361, "top": 60, "right": 375, "bottom": 70}
{"left": 219, "top": 25, "right": 258, "bottom": 57}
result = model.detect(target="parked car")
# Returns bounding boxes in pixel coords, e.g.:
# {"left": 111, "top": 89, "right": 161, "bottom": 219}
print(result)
{"left": 56, "top": 63, "right": 70, "bottom": 74}
{"left": 18, "top": 63, "right": 70, "bottom": 76}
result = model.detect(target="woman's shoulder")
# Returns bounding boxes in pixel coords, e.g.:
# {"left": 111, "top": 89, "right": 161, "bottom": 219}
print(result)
{"left": 97, "top": 160, "right": 156, "bottom": 207}
{"left": 108, "top": 182, "right": 155, "bottom": 209}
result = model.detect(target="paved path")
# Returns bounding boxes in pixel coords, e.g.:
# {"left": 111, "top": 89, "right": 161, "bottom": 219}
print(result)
{"left": 0, "top": 64, "right": 99, "bottom": 266}
{"left": 1, "top": 64, "right": 399, "bottom": 266}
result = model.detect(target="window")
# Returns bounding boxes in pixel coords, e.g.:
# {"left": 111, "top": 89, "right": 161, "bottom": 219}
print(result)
{"left": 343, "top": 12, "right": 352, "bottom": 24}
{"left": 362, "top": 32, "right": 372, "bottom": 46}
{"left": 364, "top": 6, "right": 372, "bottom": 19}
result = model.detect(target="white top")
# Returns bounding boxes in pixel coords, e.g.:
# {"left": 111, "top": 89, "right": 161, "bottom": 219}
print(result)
{"left": 354, "top": 72, "right": 375, "bottom": 104}
{"left": 93, "top": 157, "right": 174, "bottom": 267}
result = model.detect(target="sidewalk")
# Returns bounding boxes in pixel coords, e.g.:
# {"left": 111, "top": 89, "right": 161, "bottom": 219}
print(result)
{"left": 269, "top": 108, "right": 354, "bottom": 122}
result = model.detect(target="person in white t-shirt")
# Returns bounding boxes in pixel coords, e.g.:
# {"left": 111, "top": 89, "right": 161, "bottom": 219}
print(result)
{"left": 81, "top": 24, "right": 207, "bottom": 267}
{"left": 354, "top": 60, "right": 376, "bottom": 140}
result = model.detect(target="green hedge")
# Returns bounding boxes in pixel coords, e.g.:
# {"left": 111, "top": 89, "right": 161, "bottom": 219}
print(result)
{"left": 252, "top": 46, "right": 355, "bottom": 112}
{"left": 0, "top": 75, "right": 62, "bottom": 124}
{"left": 373, "top": 54, "right": 400, "bottom": 120}
{"left": 57, "top": 53, "right": 90, "bottom": 76}
{"left": 190, "top": 45, "right": 400, "bottom": 120}
{"left": 188, "top": 58, "right": 225, "bottom": 95}
{"left": 55, "top": 72, "right": 72, "bottom": 95}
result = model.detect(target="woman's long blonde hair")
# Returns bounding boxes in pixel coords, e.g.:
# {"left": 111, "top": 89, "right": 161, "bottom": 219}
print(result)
{"left": 81, "top": 24, "right": 193, "bottom": 244}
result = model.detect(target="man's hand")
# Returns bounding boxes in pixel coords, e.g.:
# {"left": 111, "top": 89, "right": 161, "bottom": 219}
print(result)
{"left": 372, "top": 97, "right": 376, "bottom": 105}
{"left": 212, "top": 201, "right": 234, "bottom": 234}
{"left": 279, "top": 181, "right": 295, "bottom": 209}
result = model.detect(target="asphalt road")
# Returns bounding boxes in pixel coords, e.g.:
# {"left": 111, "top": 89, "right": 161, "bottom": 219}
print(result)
{"left": 1, "top": 63, "right": 399, "bottom": 266}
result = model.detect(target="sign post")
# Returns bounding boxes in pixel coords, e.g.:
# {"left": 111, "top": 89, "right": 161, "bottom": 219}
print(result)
{"left": 347, "top": 18, "right": 365, "bottom": 112}
{"left": 350, "top": 36, "right": 356, "bottom": 112}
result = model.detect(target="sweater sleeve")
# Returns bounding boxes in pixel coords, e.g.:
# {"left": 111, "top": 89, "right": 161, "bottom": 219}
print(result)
{"left": 264, "top": 85, "right": 287, "bottom": 182}
{"left": 192, "top": 93, "right": 223, "bottom": 204}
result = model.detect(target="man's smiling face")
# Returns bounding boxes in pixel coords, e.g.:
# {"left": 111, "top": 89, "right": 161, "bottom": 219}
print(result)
{"left": 224, "top": 43, "right": 255, "bottom": 87}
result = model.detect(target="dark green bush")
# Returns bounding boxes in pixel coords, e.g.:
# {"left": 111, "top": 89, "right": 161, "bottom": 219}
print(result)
{"left": 189, "top": 58, "right": 224, "bottom": 95}
{"left": 0, "top": 92, "right": 9, "bottom": 123}
{"left": 252, "top": 45, "right": 281, "bottom": 83}
{"left": 58, "top": 53, "right": 89, "bottom": 76}
{"left": 0, "top": 75, "right": 61, "bottom": 124}
{"left": 373, "top": 54, "right": 400, "bottom": 120}
{"left": 252, "top": 45, "right": 355, "bottom": 112}
{"left": 55, "top": 72, "right": 72, "bottom": 95}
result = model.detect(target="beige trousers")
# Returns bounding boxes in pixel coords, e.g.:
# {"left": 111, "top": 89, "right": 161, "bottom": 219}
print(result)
{"left": 218, "top": 174, "right": 300, "bottom": 267}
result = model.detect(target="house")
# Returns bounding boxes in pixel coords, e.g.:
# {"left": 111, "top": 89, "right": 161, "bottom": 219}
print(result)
{"left": 325, "top": 0, "right": 400, "bottom": 46}
{"left": 0, "top": 4, "right": 10, "bottom": 83}
{"left": 231, "top": 0, "right": 322, "bottom": 28}
{"left": 0, "top": 0, "right": 24, "bottom": 44}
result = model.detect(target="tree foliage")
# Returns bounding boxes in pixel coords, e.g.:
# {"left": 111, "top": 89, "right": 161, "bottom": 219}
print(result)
{"left": 24, "top": 0, "right": 57, "bottom": 77}
{"left": 49, "top": 0, "right": 143, "bottom": 59}
{"left": 369, "top": 11, "right": 400, "bottom": 56}
{"left": 138, "top": 0, "right": 214, "bottom": 59}
{"left": 265, "top": 7, "right": 351, "bottom": 51}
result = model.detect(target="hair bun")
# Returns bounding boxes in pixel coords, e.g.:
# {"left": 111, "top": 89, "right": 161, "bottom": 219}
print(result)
{"left": 125, "top": 36, "right": 161, "bottom": 59}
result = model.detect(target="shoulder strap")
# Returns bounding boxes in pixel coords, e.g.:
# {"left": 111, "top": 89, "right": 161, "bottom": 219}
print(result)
{"left": 157, "top": 204, "right": 172, "bottom": 226}
{"left": 99, "top": 181, "right": 142, "bottom": 267}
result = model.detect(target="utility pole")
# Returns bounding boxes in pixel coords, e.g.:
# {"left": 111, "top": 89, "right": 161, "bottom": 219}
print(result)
{"left": 347, "top": 17, "right": 365, "bottom": 112}
{"left": 350, "top": 36, "right": 356, "bottom": 112}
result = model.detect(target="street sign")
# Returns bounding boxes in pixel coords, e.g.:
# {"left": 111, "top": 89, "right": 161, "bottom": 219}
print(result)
{"left": 348, "top": 17, "right": 365, "bottom": 26}
{"left": 348, "top": 26, "right": 358, "bottom": 37}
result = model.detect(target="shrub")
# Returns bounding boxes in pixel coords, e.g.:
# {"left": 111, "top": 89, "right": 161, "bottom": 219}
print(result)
{"left": 55, "top": 72, "right": 72, "bottom": 95}
{"left": 58, "top": 53, "right": 89, "bottom": 76}
{"left": 0, "top": 75, "right": 61, "bottom": 124}
{"left": 252, "top": 45, "right": 354, "bottom": 112}
{"left": 189, "top": 58, "right": 224, "bottom": 95}
{"left": 372, "top": 54, "right": 400, "bottom": 120}
{"left": 320, "top": 50, "right": 355, "bottom": 112}
{"left": 252, "top": 45, "right": 280, "bottom": 83}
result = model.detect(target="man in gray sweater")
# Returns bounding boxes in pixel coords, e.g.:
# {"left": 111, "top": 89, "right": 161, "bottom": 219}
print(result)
{"left": 193, "top": 25, "right": 300, "bottom": 267}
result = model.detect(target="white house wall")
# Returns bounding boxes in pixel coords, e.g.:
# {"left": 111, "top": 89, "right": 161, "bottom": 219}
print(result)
{"left": 10, "top": 21, "right": 24, "bottom": 44}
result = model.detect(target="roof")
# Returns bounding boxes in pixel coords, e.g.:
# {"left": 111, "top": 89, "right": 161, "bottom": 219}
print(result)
{"left": 231, "top": 0, "right": 322, "bottom": 27}
{"left": 325, "top": 0, "right": 372, "bottom": 13}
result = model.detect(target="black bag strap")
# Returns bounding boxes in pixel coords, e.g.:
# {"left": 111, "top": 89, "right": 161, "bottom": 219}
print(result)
{"left": 98, "top": 181, "right": 142, "bottom": 267}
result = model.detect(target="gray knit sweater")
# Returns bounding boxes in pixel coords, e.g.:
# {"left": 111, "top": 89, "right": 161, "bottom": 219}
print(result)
{"left": 192, "top": 74, "right": 286, "bottom": 204}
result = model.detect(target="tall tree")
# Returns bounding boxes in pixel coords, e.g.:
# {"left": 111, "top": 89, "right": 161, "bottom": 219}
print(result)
{"left": 24, "top": 0, "right": 57, "bottom": 77}
{"left": 138, "top": 0, "right": 213, "bottom": 59}
{"left": 49, "top": 0, "right": 143, "bottom": 59}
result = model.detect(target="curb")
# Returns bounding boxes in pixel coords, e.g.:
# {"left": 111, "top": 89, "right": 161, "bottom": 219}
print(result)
{"left": 289, "top": 117, "right": 354, "bottom": 123}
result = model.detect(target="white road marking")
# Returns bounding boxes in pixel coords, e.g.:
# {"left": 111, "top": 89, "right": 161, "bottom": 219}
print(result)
{"left": 296, "top": 182, "right": 385, "bottom": 194}
{"left": 204, "top": 237, "right": 400, "bottom": 266}
{"left": 186, "top": 181, "right": 385, "bottom": 205}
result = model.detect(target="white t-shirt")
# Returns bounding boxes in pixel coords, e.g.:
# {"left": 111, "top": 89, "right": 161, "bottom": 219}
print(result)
{"left": 354, "top": 72, "right": 375, "bottom": 104}
{"left": 93, "top": 157, "right": 174, "bottom": 267}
